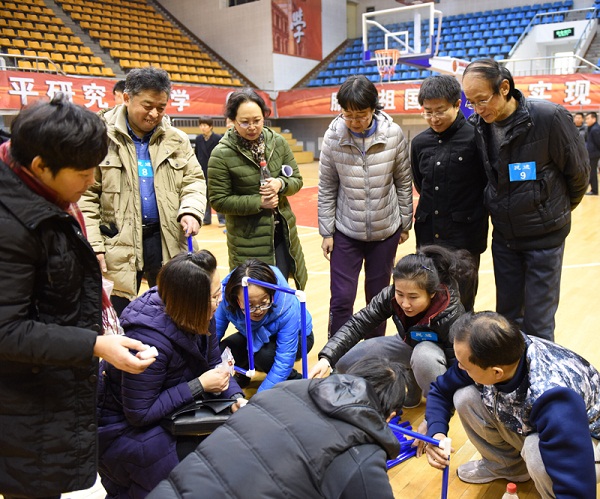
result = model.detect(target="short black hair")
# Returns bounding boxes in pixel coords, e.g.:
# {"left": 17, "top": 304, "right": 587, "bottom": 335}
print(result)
{"left": 451, "top": 311, "right": 526, "bottom": 369}
{"left": 10, "top": 93, "right": 108, "bottom": 176}
{"left": 418, "top": 75, "right": 461, "bottom": 106}
{"left": 198, "top": 116, "right": 214, "bottom": 127}
{"left": 587, "top": 112, "right": 598, "bottom": 120}
{"left": 124, "top": 67, "right": 171, "bottom": 97}
{"left": 336, "top": 75, "right": 383, "bottom": 112}
{"left": 113, "top": 80, "right": 126, "bottom": 94}
{"left": 224, "top": 88, "right": 271, "bottom": 121}
{"left": 346, "top": 358, "right": 408, "bottom": 417}
{"left": 157, "top": 250, "right": 217, "bottom": 335}
{"left": 463, "top": 58, "right": 518, "bottom": 102}
{"left": 224, "top": 259, "right": 277, "bottom": 314}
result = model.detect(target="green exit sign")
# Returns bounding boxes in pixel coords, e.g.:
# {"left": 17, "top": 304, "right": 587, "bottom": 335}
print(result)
{"left": 554, "top": 27, "right": 575, "bottom": 39}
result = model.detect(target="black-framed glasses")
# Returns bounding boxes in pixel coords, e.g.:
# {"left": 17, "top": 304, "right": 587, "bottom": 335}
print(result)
{"left": 246, "top": 301, "right": 272, "bottom": 313}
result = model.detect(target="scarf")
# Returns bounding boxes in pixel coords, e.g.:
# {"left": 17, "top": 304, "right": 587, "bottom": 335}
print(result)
{"left": 234, "top": 128, "right": 265, "bottom": 164}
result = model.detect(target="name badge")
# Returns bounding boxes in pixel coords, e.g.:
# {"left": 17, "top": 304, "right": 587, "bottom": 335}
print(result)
{"left": 138, "top": 159, "right": 153, "bottom": 178}
{"left": 508, "top": 161, "right": 536, "bottom": 182}
{"left": 410, "top": 330, "right": 438, "bottom": 342}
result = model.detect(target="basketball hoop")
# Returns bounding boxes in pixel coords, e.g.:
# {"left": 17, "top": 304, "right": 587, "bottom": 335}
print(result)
{"left": 374, "top": 49, "right": 400, "bottom": 83}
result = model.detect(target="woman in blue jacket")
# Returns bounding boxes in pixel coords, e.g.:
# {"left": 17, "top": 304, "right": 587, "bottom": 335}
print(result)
{"left": 215, "top": 259, "right": 314, "bottom": 392}
{"left": 97, "top": 250, "right": 245, "bottom": 499}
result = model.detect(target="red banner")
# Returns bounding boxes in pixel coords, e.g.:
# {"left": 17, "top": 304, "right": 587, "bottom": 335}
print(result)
{"left": 276, "top": 74, "right": 600, "bottom": 118}
{"left": 272, "top": 0, "right": 322, "bottom": 60}
{"left": 2, "top": 70, "right": 600, "bottom": 118}
{"left": 0, "top": 71, "right": 271, "bottom": 116}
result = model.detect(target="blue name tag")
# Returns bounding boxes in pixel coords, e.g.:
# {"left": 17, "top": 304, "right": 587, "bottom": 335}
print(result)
{"left": 410, "top": 330, "right": 438, "bottom": 342}
{"left": 138, "top": 159, "right": 153, "bottom": 178}
{"left": 508, "top": 161, "right": 536, "bottom": 182}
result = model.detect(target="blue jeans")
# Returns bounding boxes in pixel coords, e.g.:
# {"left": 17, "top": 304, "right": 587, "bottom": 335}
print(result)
{"left": 492, "top": 238, "right": 564, "bottom": 341}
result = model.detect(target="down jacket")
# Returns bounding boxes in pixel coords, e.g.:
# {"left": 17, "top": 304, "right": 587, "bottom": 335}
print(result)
{"left": 319, "top": 283, "right": 464, "bottom": 367}
{"left": 0, "top": 160, "right": 102, "bottom": 497}
{"left": 97, "top": 288, "right": 242, "bottom": 498}
{"left": 411, "top": 111, "right": 488, "bottom": 255}
{"left": 471, "top": 90, "right": 589, "bottom": 250}
{"left": 79, "top": 105, "right": 206, "bottom": 300}
{"left": 214, "top": 265, "right": 313, "bottom": 392}
{"left": 208, "top": 126, "right": 307, "bottom": 289}
{"left": 148, "top": 375, "right": 399, "bottom": 499}
{"left": 318, "top": 110, "right": 413, "bottom": 241}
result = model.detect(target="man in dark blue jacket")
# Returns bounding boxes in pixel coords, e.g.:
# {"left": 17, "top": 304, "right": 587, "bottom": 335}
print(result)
{"left": 420, "top": 312, "right": 600, "bottom": 498}
{"left": 195, "top": 117, "right": 224, "bottom": 225}
{"left": 148, "top": 358, "right": 408, "bottom": 499}
{"left": 462, "top": 59, "right": 589, "bottom": 341}
{"left": 411, "top": 75, "right": 488, "bottom": 310}
{"left": 585, "top": 111, "right": 600, "bottom": 195}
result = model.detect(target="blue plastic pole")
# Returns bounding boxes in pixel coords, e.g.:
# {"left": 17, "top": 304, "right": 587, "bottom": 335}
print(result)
{"left": 187, "top": 235, "right": 194, "bottom": 253}
{"left": 242, "top": 278, "right": 255, "bottom": 372}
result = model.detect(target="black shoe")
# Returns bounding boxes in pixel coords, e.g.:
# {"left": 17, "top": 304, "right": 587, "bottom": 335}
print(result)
{"left": 585, "top": 191, "right": 598, "bottom": 196}
{"left": 287, "top": 370, "right": 303, "bottom": 381}
{"left": 233, "top": 373, "right": 251, "bottom": 388}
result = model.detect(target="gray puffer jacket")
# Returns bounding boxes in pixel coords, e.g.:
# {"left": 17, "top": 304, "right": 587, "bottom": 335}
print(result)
{"left": 318, "top": 111, "right": 413, "bottom": 241}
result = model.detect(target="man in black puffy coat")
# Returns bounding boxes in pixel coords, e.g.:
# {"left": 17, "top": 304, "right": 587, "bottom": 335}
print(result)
{"left": 0, "top": 94, "right": 155, "bottom": 499}
{"left": 148, "top": 358, "right": 408, "bottom": 499}
{"left": 462, "top": 59, "right": 589, "bottom": 342}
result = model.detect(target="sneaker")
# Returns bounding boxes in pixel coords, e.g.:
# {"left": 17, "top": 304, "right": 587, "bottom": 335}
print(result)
{"left": 403, "top": 389, "right": 423, "bottom": 409}
{"left": 457, "top": 460, "right": 530, "bottom": 484}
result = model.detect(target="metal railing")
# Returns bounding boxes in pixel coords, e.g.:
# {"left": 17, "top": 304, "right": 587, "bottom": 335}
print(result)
{"left": 1, "top": 54, "right": 65, "bottom": 75}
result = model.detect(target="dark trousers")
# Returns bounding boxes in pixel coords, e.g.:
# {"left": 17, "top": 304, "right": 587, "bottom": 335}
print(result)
{"left": 492, "top": 238, "right": 564, "bottom": 341}
{"left": 111, "top": 227, "right": 162, "bottom": 316}
{"left": 328, "top": 228, "right": 402, "bottom": 339}
{"left": 220, "top": 331, "right": 314, "bottom": 377}
{"left": 589, "top": 155, "right": 599, "bottom": 194}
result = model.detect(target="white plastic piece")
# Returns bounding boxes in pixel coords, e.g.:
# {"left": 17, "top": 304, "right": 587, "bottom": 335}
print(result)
{"left": 138, "top": 346, "right": 158, "bottom": 360}
{"left": 441, "top": 437, "right": 451, "bottom": 458}
{"left": 294, "top": 290, "right": 307, "bottom": 302}
{"left": 241, "top": 276, "right": 249, "bottom": 287}
{"left": 245, "top": 369, "right": 256, "bottom": 378}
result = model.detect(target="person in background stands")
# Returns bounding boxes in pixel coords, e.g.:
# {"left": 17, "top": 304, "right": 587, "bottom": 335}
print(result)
{"left": 461, "top": 59, "right": 589, "bottom": 342}
{"left": 319, "top": 75, "right": 412, "bottom": 339}
{"left": 112, "top": 79, "right": 125, "bottom": 105}
{"left": 148, "top": 358, "right": 410, "bottom": 499}
{"left": 419, "top": 311, "right": 600, "bottom": 497}
{"left": 585, "top": 111, "right": 600, "bottom": 196}
{"left": 573, "top": 111, "right": 587, "bottom": 142}
{"left": 195, "top": 117, "right": 225, "bottom": 226}
{"left": 0, "top": 94, "right": 154, "bottom": 499}
{"left": 411, "top": 75, "right": 488, "bottom": 311}
{"left": 80, "top": 67, "right": 206, "bottom": 316}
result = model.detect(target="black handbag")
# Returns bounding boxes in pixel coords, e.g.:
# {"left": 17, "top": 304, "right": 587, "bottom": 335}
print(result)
{"left": 161, "top": 398, "right": 236, "bottom": 436}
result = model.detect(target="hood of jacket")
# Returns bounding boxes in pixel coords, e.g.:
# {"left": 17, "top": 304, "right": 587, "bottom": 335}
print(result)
{"left": 308, "top": 374, "right": 400, "bottom": 459}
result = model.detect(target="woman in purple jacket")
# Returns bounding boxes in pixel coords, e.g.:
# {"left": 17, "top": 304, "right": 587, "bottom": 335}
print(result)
{"left": 96, "top": 250, "right": 245, "bottom": 499}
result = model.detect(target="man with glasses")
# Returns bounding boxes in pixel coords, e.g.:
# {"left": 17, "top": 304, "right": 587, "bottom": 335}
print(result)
{"left": 461, "top": 59, "right": 589, "bottom": 342}
{"left": 411, "top": 75, "right": 488, "bottom": 311}
{"left": 80, "top": 67, "right": 206, "bottom": 316}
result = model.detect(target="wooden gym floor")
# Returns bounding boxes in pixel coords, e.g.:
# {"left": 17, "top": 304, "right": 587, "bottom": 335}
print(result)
{"left": 21, "top": 161, "right": 600, "bottom": 499}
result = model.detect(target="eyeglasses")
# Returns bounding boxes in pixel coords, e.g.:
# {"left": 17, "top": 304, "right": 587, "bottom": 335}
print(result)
{"left": 340, "top": 113, "right": 372, "bottom": 123}
{"left": 245, "top": 301, "right": 272, "bottom": 314}
{"left": 465, "top": 93, "right": 496, "bottom": 110}
{"left": 236, "top": 118, "right": 263, "bottom": 129}
{"left": 421, "top": 108, "right": 453, "bottom": 120}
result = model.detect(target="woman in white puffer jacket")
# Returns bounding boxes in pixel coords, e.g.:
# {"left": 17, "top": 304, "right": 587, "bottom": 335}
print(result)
{"left": 318, "top": 75, "right": 413, "bottom": 340}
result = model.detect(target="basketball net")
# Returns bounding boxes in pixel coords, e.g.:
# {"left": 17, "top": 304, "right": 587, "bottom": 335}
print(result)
{"left": 374, "top": 49, "right": 400, "bottom": 83}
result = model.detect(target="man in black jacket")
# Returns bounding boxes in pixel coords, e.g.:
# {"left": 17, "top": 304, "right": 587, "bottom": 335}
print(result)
{"left": 411, "top": 75, "right": 488, "bottom": 310}
{"left": 462, "top": 59, "right": 589, "bottom": 342}
{"left": 0, "top": 94, "right": 155, "bottom": 499}
{"left": 195, "top": 117, "right": 224, "bottom": 225}
{"left": 148, "top": 358, "right": 408, "bottom": 499}
{"left": 585, "top": 111, "right": 600, "bottom": 195}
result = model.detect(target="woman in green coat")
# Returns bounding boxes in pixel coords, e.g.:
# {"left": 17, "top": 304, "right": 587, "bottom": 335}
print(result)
{"left": 208, "top": 89, "right": 307, "bottom": 289}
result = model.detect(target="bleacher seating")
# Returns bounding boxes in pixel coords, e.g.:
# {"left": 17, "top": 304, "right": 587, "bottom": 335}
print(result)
{"left": 55, "top": 0, "right": 242, "bottom": 86}
{"left": 306, "top": 0, "right": 576, "bottom": 87}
